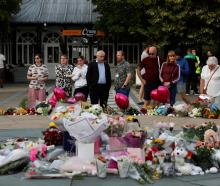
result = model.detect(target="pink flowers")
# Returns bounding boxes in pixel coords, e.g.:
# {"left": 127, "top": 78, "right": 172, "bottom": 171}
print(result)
{"left": 29, "top": 145, "right": 47, "bottom": 161}
{"left": 30, "top": 148, "right": 38, "bottom": 162}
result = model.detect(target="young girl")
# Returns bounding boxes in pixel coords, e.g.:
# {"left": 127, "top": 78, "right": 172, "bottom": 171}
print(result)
{"left": 160, "top": 50, "right": 180, "bottom": 105}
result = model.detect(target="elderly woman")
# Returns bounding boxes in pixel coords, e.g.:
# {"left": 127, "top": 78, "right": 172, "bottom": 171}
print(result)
{"left": 55, "top": 54, "right": 74, "bottom": 97}
{"left": 27, "top": 54, "right": 49, "bottom": 109}
{"left": 200, "top": 56, "right": 220, "bottom": 104}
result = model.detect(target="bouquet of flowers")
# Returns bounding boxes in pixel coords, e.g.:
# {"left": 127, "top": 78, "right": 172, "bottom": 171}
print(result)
{"left": 42, "top": 122, "right": 63, "bottom": 146}
{"left": 195, "top": 141, "right": 214, "bottom": 170}
{"left": 96, "top": 155, "right": 108, "bottom": 178}
{"left": 36, "top": 101, "right": 52, "bottom": 116}
{"left": 117, "top": 156, "right": 131, "bottom": 178}
{"left": 105, "top": 115, "right": 126, "bottom": 137}
{"left": 123, "top": 131, "right": 146, "bottom": 148}
{"left": 130, "top": 161, "right": 154, "bottom": 184}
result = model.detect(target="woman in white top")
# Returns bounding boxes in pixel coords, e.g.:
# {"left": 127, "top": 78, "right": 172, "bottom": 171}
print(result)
{"left": 68, "top": 56, "right": 89, "bottom": 100}
{"left": 200, "top": 56, "right": 220, "bottom": 104}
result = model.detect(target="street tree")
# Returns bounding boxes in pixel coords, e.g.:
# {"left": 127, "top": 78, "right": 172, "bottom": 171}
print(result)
{"left": 91, "top": 0, "right": 220, "bottom": 49}
{"left": 0, "top": 0, "right": 21, "bottom": 36}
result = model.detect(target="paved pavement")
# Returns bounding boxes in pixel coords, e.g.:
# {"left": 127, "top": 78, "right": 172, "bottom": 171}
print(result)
{"left": 0, "top": 83, "right": 220, "bottom": 186}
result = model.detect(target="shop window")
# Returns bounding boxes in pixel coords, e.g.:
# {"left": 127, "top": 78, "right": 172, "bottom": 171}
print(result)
{"left": 17, "top": 32, "right": 37, "bottom": 65}
{"left": 43, "top": 32, "right": 60, "bottom": 43}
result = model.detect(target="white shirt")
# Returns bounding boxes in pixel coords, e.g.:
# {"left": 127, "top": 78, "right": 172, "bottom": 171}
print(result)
{"left": 0, "top": 54, "right": 6, "bottom": 69}
{"left": 71, "top": 64, "right": 88, "bottom": 89}
{"left": 201, "top": 65, "right": 220, "bottom": 97}
{"left": 141, "top": 51, "right": 149, "bottom": 61}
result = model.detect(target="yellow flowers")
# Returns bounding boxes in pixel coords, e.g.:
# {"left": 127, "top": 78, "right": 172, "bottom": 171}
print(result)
{"left": 126, "top": 115, "right": 135, "bottom": 121}
{"left": 0, "top": 108, "right": 5, "bottom": 115}
{"left": 16, "top": 107, "right": 28, "bottom": 115}
{"left": 153, "top": 138, "right": 164, "bottom": 144}
{"left": 49, "top": 122, "right": 57, "bottom": 128}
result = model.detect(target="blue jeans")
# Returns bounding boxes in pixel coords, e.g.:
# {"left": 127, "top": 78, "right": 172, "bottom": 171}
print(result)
{"left": 169, "top": 83, "right": 177, "bottom": 106}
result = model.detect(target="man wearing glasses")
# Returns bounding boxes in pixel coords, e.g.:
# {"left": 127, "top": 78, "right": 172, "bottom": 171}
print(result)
{"left": 86, "top": 50, "right": 111, "bottom": 108}
{"left": 137, "top": 46, "right": 163, "bottom": 107}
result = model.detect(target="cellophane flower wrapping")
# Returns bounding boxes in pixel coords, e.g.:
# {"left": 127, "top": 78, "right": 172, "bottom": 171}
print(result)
{"left": 96, "top": 157, "right": 107, "bottom": 178}
{"left": 117, "top": 156, "right": 131, "bottom": 178}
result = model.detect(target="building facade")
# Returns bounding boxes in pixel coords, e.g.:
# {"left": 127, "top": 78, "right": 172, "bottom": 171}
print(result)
{"left": 1, "top": 0, "right": 142, "bottom": 80}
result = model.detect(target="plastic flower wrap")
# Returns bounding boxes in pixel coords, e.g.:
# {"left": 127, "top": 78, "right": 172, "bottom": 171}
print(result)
{"left": 128, "top": 161, "right": 153, "bottom": 184}
{"left": 117, "top": 156, "right": 131, "bottom": 178}
{"left": 123, "top": 131, "right": 146, "bottom": 148}
{"left": 173, "top": 103, "right": 190, "bottom": 117}
{"left": 96, "top": 155, "right": 108, "bottom": 178}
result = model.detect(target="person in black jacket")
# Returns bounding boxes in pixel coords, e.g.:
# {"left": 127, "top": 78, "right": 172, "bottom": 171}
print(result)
{"left": 86, "top": 50, "right": 111, "bottom": 108}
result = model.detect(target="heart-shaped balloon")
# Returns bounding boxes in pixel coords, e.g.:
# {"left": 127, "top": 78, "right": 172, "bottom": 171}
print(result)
{"left": 115, "top": 93, "right": 129, "bottom": 109}
{"left": 53, "top": 87, "right": 66, "bottom": 100}
{"left": 48, "top": 95, "right": 57, "bottom": 107}
{"left": 151, "top": 89, "right": 159, "bottom": 101}
{"left": 74, "top": 92, "right": 86, "bottom": 101}
{"left": 157, "top": 86, "right": 170, "bottom": 103}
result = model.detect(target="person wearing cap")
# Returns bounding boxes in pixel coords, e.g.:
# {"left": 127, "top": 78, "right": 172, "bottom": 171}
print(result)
{"left": 200, "top": 56, "right": 220, "bottom": 104}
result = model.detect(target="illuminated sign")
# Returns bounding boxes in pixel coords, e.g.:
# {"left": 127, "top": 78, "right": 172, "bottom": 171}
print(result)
{"left": 63, "top": 29, "right": 105, "bottom": 37}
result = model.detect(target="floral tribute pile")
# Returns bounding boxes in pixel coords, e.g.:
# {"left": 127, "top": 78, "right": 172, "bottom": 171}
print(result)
{"left": 0, "top": 101, "right": 52, "bottom": 116}
{"left": 140, "top": 95, "right": 220, "bottom": 119}
{"left": 1, "top": 97, "right": 220, "bottom": 184}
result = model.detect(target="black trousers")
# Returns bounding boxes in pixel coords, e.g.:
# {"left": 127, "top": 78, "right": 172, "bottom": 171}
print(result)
{"left": 185, "top": 72, "right": 198, "bottom": 93}
{"left": 74, "top": 86, "right": 89, "bottom": 101}
{"left": 89, "top": 84, "right": 110, "bottom": 108}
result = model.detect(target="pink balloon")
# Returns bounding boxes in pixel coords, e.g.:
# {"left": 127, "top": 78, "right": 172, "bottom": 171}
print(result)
{"left": 67, "top": 97, "right": 77, "bottom": 104}
{"left": 115, "top": 93, "right": 129, "bottom": 109}
{"left": 151, "top": 89, "right": 159, "bottom": 101}
{"left": 157, "top": 86, "right": 170, "bottom": 103}
{"left": 48, "top": 95, "right": 57, "bottom": 107}
{"left": 53, "top": 87, "right": 66, "bottom": 100}
{"left": 74, "top": 92, "right": 86, "bottom": 101}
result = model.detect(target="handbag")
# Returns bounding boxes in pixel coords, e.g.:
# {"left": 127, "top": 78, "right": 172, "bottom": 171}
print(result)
{"left": 203, "top": 66, "right": 219, "bottom": 94}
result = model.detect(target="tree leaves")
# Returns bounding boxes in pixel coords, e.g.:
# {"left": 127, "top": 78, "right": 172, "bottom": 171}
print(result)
{"left": 91, "top": 0, "right": 220, "bottom": 48}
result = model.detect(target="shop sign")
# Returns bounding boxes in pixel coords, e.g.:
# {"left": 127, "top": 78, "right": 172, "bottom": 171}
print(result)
{"left": 63, "top": 29, "right": 105, "bottom": 37}
{"left": 81, "top": 28, "right": 96, "bottom": 37}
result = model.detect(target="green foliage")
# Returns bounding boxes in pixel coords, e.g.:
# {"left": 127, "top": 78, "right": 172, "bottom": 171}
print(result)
{"left": 91, "top": 0, "right": 220, "bottom": 47}
{"left": 0, "top": 0, "right": 21, "bottom": 33}
{"left": 19, "top": 97, "right": 28, "bottom": 109}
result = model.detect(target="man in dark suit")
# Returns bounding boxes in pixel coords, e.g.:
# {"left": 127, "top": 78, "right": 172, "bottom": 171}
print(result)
{"left": 86, "top": 50, "right": 111, "bottom": 108}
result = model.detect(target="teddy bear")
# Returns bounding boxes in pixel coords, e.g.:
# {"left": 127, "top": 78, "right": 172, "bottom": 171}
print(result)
{"left": 172, "top": 146, "right": 204, "bottom": 176}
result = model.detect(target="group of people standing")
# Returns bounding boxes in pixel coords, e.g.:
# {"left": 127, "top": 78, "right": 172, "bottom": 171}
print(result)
{"left": 26, "top": 50, "right": 131, "bottom": 109}
{"left": 137, "top": 46, "right": 220, "bottom": 107}
{"left": 26, "top": 46, "right": 220, "bottom": 109}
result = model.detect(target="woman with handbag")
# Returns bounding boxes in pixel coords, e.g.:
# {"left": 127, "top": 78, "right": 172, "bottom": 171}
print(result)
{"left": 160, "top": 50, "right": 180, "bottom": 106}
{"left": 200, "top": 56, "right": 220, "bottom": 104}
